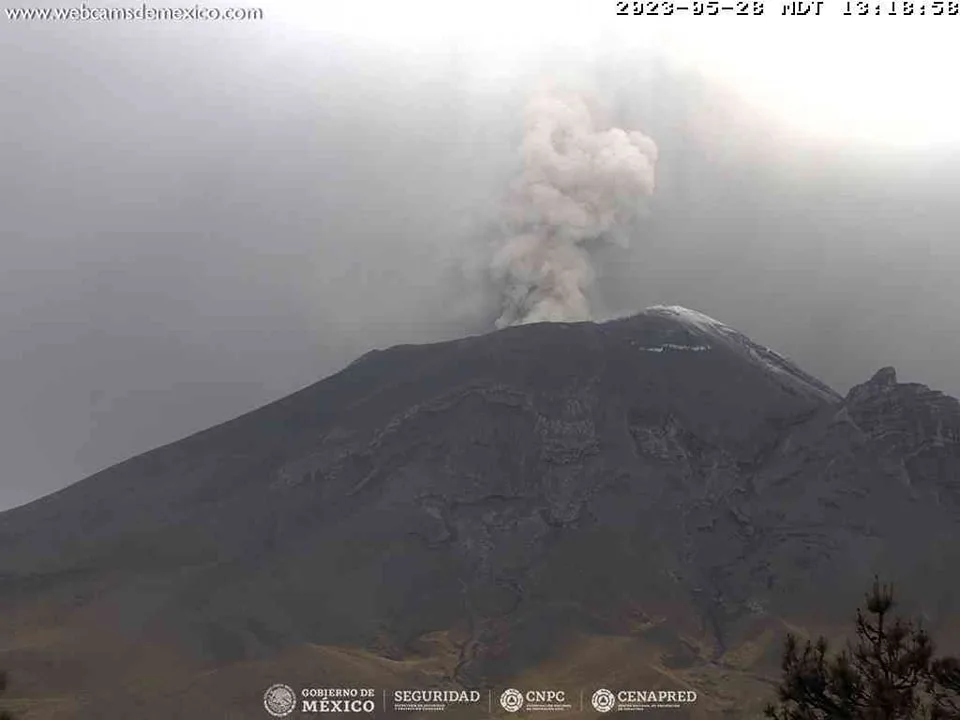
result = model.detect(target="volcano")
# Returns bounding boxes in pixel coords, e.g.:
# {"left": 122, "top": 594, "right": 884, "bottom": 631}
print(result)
{"left": 1, "top": 306, "right": 959, "bottom": 719}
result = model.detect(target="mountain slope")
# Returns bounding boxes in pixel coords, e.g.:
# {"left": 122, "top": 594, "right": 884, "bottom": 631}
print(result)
{"left": 1, "top": 307, "right": 958, "bottom": 719}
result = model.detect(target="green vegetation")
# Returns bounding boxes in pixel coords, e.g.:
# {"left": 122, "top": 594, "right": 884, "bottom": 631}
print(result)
{"left": 765, "top": 578, "right": 960, "bottom": 719}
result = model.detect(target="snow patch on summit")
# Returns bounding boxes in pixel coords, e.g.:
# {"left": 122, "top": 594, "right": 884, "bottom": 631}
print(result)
{"left": 645, "top": 305, "right": 731, "bottom": 336}
{"left": 631, "top": 342, "right": 711, "bottom": 353}
{"left": 643, "top": 305, "right": 841, "bottom": 403}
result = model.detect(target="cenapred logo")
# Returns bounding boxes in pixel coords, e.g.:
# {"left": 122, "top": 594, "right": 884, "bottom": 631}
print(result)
{"left": 263, "top": 684, "right": 297, "bottom": 717}
{"left": 591, "top": 688, "right": 616, "bottom": 713}
{"left": 500, "top": 688, "right": 524, "bottom": 712}
{"left": 591, "top": 687, "right": 698, "bottom": 712}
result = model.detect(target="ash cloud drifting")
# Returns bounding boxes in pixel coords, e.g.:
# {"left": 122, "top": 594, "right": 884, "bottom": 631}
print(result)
{"left": 490, "top": 92, "right": 659, "bottom": 328}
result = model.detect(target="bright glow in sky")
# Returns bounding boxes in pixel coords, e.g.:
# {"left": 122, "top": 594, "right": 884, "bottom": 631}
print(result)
{"left": 274, "top": 0, "right": 960, "bottom": 147}
{"left": 656, "top": 17, "right": 960, "bottom": 147}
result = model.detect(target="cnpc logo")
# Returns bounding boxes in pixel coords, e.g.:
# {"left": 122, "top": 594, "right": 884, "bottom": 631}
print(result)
{"left": 499, "top": 688, "right": 568, "bottom": 712}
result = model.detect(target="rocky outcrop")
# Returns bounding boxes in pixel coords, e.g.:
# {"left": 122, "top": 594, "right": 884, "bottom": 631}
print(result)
{"left": 843, "top": 366, "right": 960, "bottom": 503}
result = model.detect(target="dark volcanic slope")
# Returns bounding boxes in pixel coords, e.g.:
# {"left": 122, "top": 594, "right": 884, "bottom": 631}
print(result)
{"left": 1, "top": 306, "right": 958, "bottom": 719}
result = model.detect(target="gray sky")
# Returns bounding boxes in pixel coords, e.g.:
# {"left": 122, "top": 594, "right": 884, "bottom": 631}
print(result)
{"left": 2, "top": 2, "right": 959, "bottom": 510}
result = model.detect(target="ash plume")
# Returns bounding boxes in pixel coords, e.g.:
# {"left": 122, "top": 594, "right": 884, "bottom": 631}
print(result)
{"left": 491, "top": 92, "right": 659, "bottom": 328}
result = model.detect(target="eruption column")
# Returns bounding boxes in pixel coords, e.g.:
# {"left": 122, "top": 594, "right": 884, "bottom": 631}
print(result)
{"left": 491, "top": 92, "right": 658, "bottom": 328}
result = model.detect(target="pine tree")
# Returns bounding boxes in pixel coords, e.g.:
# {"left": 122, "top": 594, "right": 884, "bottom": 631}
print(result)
{"left": 0, "top": 669, "right": 12, "bottom": 720}
{"left": 764, "top": 577, "right": 959, "bottom": 720}
{"left": 928, "top": 656, "right": 960, "bottom": 719}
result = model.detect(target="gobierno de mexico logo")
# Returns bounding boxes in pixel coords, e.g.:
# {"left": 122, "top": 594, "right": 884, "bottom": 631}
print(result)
{"left": 263, "top": 684, "right": 297, "bottom": 717}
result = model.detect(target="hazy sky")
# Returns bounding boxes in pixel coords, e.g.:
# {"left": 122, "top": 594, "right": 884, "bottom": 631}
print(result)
{"left": 2, "top": 0, "right": 960, "bottom": 510}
